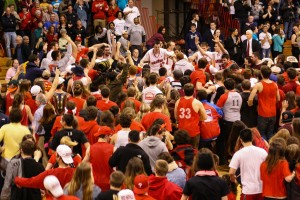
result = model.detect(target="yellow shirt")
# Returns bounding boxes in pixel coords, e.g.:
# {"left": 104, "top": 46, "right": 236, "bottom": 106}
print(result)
{"left": 40, "top": 3, "right": 50, "bottom": 12}
{"left": 0, "top": 123, "right": 31, "bottom": 159}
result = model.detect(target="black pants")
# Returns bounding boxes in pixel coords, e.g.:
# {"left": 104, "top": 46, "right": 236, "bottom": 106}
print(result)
{"left": 216, "top": 119, "right": 233, "bottom": 165}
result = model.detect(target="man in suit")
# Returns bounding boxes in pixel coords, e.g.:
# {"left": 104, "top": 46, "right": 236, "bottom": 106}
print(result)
{"left": 242, "top": 30, "right": 261, "bottom": 58}
{"left": 186, "top": 13, "right": 201, "bottom": 34}
{"left": 203, "top": 22, "right": 224, "bottom": 52}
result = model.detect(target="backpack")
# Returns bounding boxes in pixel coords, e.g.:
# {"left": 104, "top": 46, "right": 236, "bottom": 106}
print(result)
{"left": 53, "top": 93, "right": 67, "bottom": 115}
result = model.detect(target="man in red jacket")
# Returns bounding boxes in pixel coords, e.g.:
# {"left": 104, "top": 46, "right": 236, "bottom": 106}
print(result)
{"left": 148, "top": 160, "right": 182, "bottom": 200}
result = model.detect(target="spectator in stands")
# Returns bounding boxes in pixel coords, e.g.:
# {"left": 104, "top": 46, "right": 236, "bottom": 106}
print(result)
{"left": 242, "top": 30, "right": 261, "bottom": 58}
{"left": 44, "top": 13, "right": 59, "bottom": 34}
{"left": 58, "top": 0, "right": 70, "bottom": 15}
{"left": 272, "top": 26, "right": 286, "bottom": 58}
{"left": 109, "top": 130, "right": 152, "bottom": 175}
{"left": 185, "top": 23, "right": 201, "bottom": 56}
{"left": 283, "top": 68, "right": 299, "bottom": 93}
{"left": 42, "top": 4, "right": 59, "bottom": 22}
{"left": 2, "top": 6, "right": 17, "bottom": 58}
{"left": 114, "top": 11, "right": 126, "bottom": 41}
{"left": 203, "top": 22, "right": 222, "bottom": 51}
{"left": 18, "top": 5, "right": 32, "bottom": 37}
{"left": 128, "top": 17, "right": 146, "bottom": 57}
{"left": 141, "top": 72, "right": 162, "bottom": 105}
{"left": 234, "top": 0, "right": 251, "bottom": 33}
{"left": 291, "top": 23, "right": 300, "bottom": 60}
{"left": 13, "top": 35, "right": 31, "bottom": 64}
{"left": 123, "top": 0, "right": 140, "bottom": 30}
{"left": 259, "top": 24, "right": 272, "bottom": 58}
{"left": 186, "top": 13, "right": 201, "bottom": 34}
{"left": 281, "top": 0, "right": 297, "bottom": 39}
{"left": 92, "top": 0, "right": 109, "bottom": 29}
{"left": 146, "top": 26, "right": 166, "bottom": 50}
{"left": 245, "top": 15, "right": 258, "bottom": 29}
{"left": 181, "top": 148, "right": 229, "bottom": 199}
{"left": 248, "top": 65, "right": 279, "bottom": 140}
{"left": 5, "top": 59, "right": 19, "bottom": 81}
{"left": 107, "top": 0, "right": 120, "bottom": 23}
{"left": 65, "top": 5, "right": 78, "bottom": 25}
{"left": 148, "top": 160, "right": 182, "bottom": 200}
{"left": 251, "top": 0, "right": 264, "bottom": 23}
{"left": 1, "top": 140, "right": 45, "bottom": 199}
{"left": 229, "top": 128, "right": 267, "bottom": 200}
{"left": 225, "top": 28, "right": 242, "bottom": 65}
{"left": 74, "top": 0, "right": 89, "bottom": 28}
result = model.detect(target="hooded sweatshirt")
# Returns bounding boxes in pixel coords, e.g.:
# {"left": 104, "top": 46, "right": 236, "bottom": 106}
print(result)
{"left": 148, "top": 175, "right": 182, "bottom": 200}
{"left": 138, "top": 136, "right": 168, "bottom": 171}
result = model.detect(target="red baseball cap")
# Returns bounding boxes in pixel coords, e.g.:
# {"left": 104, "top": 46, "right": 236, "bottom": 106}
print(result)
{"left": 94, "top": 126, "right": 113, "bottom": 137}
{"left": 134, "top": 174, "right": 149, "bottom": 195}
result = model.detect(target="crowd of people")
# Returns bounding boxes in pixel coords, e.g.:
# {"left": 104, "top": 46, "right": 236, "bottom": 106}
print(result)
{"left": 0, "top": 0, "right": 300, "bottom": 199}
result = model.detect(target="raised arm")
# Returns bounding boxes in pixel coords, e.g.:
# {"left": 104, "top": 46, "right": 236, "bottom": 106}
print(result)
{"left": 45, "top": 68, "right": 60, "bottom": 101}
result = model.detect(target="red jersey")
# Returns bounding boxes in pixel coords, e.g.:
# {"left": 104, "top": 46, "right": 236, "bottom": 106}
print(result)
{"left": 115, "top": 120, "right": 145, "bottom": 132}
{"left": 25, "top": 98, "right": 38, "bottom": 115}
{"left": 76, "top": 47, "right": 89, "bottom": 63}
{"left": 177, "top": 97, "right": 200, "bottom": 137}
{"left": 190, "top": 70, "right": 206, "bottom": 88}
{"left": 90, "top": 142, "right": 114, "bottom": 191}
{"left": 141, "top": 112, "right": 172, "bottom": 132}
{"left": 257, "top": 81, "right": 278, "bottom": 117}
{"left": 68, "top": 97, "right": 85, "bottom": 114}
{"left": 20, "top": 106, "right": 29, "bottom": 126}
{"left": 96, "top": 99, "right": 118, "bottom": 111}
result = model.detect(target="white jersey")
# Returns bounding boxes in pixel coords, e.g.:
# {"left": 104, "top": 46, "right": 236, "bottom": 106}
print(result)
{"left": 211, "top": 51, "right": 228, "bottom": 70}
{"left": 164, "top": 50, "right": 175, "bottom": 76}
{"left": 174, "top": 59, "right": 194, "bottom": 74}
{"left": 142, "top": 86, "right": 162, "bottom": 105}
{"left": 218, "top": 91, "right": 242, "bottom": 122}
{"left": 123, "top": 6, "right": 140, "bottom": 28}
{"left": 196, "top": 51, "right": 214, "bottom": 63}
{"left": 141, "top": 48, "right": 168, "bottom": 73}
{"left": 229, "top": 146, "right": 267, "bottom": 194}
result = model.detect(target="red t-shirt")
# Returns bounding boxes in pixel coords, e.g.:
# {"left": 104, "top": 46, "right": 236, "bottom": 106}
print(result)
{"left": 14, "top": 167, "right": 75, "bottom": 189}
{"left": 115, "top": 120, "right": 145, "bottom": 132}
{"left": 177, "top": 97, "right": 200, "bottom": 137}
{"left": 141, "top": 112, "right": 172, "bottom": 132}
{"left": 96, "top": 99, "right": 118, "bottom": 111}
{"left": 25, "top": 98, "right": 38, "bottom": 115}
{"left": 260, "top": 160, "right": 291, "bottom": 198}
{"left": 190, "top": 70, "right": 206, "bottom": 88}
{"left": 283, "top": 81, "right": 299, "bottom": 93}
{"left": 46, "top": 195, "right": 80, "bottom": 200}
{"left": 90, "top": 142, "right": 114, "bottom": 191}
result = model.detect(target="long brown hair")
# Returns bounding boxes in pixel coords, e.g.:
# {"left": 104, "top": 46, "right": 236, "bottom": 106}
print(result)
{"left": 124, "top": 157, "right": 146, "bottom": 190}
{"left": 265, "top": 138, "right": 287, "bottom": 174}
{"left": 66, "top": 162, "right": 94, "bottom": 200}
{"left": 39, "top": 104, "right": 56, "bottom": 125}
{"left": 292, "top": 118, "right": 300, "bottom": 142}
{"left": 12, "top": 93, "right": 24, "bottom": 108}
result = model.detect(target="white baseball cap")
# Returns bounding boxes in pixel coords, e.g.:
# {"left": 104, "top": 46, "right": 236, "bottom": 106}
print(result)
{"left": 30, "top": 85, "right": 42, "bottom": 96}
{"left": 58, "top": 77, "right": 65, "bottom": 85}
{"left": 118, "top": 189, "right": 135, "bottom": 200}
{"left": 56, "top": 144, "right": 73, "bottom": 164}
{"left": 43, "top": 175, "right": 63, "bottom": 198}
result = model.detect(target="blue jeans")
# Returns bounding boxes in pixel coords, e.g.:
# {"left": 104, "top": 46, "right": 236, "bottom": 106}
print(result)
{"left": 284, "top": 21, "right": 294, "bottom": 39}
{"left": 3, "top": 32, "right": 17, "bottom": 58}
{"left": 257, "top": 115, "right": 276, "bottom": 141}
{"left": 261, "top": 48, "right": 271, "bottom": 59}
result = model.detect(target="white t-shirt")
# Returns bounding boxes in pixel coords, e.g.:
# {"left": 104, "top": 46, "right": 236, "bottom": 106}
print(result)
{"left": 174, "top": 59, "right": 195, "bottom": 74}
{"left": 113, "top": 18, "right": 126, "bottom": 36}
{"left": 115, "top": 130, "right": 130, "bottom": 149}
{"left": 259, "top": 32, "right": 272, "bottom": 49}
{"left": 142, "top": 85, "right": 162, "bottom": 105}
{"left": 141, "top": 48, "right": 168, "bottom": 73}
{"left": 123, "top": 6, "right": 140, "bottom": 28}
{"left": 229, "top": 145, "right": 268, "bottom": 194}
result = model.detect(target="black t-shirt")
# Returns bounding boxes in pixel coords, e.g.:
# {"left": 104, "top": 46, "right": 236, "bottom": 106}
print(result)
{"left": 23, "top": 158, "right": 45, "bottom": 200}
{"left": 183, "top": 176, "right": 229, "bottom": 200}
{"left": 50, "top": 128, "right": 88, "bottom": 156}
{"left": 96, "top": 189, "right": 119, "bottom": 200}
{"left": 240, "top": 92, "right": 258, "bottom": 128}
